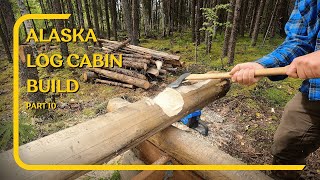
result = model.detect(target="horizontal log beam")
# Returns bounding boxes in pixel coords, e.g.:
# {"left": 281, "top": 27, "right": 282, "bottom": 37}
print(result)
{"left": 0, "top": 79, "right": 230, "bottom": 180}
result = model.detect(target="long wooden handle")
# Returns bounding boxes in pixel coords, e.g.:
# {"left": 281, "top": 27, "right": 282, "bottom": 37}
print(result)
{"left": 185, "top": 66, "right": 288, "bottom": 80}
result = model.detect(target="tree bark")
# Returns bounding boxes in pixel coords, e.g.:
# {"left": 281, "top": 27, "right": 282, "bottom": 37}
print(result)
{"left": 227, "top": 0, "right": 242, "bottom": 65}
{"left": 19, "top": 45, "right": 45, "bottom": 103}
{"left": 98, "top": 38, "right": 181, "bottom": 62}
{"left": 0, "top": 0, "right": 15, "bottom": 50}
{"left": 122, "top": 0, "right": 134, "bottom": 42}
{"left": 66, "top": 0, "right": 75, "bottom": 28}
{"left": 195, "top": 0, "right": 203, "bottom": 45}
{"left": 91, "top": 0, "right": 101, "bottom": 38}
{"left": 110, "top": 0, "right": 118, "bottom": 40}
{"left": 0, "top": 79, "right": 230, "bottom": 180}
{"left": 97, "top": 0, "right": 104, "bottom": 33}
{"left": 0, "top": 22, "right": 12, "bottom": 62}
{"left": 122, "top": 60, "right": 148, "bottom": 70}
{"left": 39, "top": 0, "right": 49, "bottom": 30}
{"left": 76, "top": 0, "right": 88, "bottom": 51}
{"left": 104, "top": 0, "right": 111, "bottom": 39}
{"left": 222, "top": 0, "right": 235, "bottom": 58}
{"left": 88, "top": 68, "right": 150, "bottom": 89}
{"left": 251, "top": 0, "right": 266, "bottom": 46}
{"left": 132, "top": 0, "right": 140, "bottom": 45}
{"left": 239, "top": 0, "right": 248, "bottom": 37}
{"left": 95, "top": 79, "right": 134, "bottom": 88}
{"left": 83, "top": 0, "right": 93, "bottom": 29}
{"left": 191, "top": 0, "right": 196, "bottom": 42}
{"left": 107, "top": 66, "right": 147, "bottom": 80}
{"left": 52, "top": 0, "right": 69, "bottom": 56}
{"left": 25, "top": 0, "right": 38, "bottom": 34}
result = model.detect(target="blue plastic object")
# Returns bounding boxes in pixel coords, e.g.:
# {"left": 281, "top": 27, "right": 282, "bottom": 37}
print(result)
{"left": 180, "top": 110, "right": 201, "bottom": 126}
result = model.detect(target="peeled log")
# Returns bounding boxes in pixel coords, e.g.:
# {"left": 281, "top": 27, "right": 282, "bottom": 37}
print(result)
{"left": 107, "top": 98, "right": 270, "bottom": 180}
{"left": 149, "top": 127, "right": 271, "bottom": 180}
{"left": 87, "top": 68, "right": 150, "bottom": 89}
{"left": 0, "top": 79, "right": 229, "bottom": 180}
{"left": 147, "top": 68, "right": 160, "bottom": 77}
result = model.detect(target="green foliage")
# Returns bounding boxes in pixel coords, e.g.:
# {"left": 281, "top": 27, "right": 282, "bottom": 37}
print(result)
{"left": 108, "top": 171, "right": 120, "bottom": 180}
{"left": 201, "top": 4, "right": 231, "bottom": 36}
{"left": 0, "top": 118, "right": 37, "bottom": 151}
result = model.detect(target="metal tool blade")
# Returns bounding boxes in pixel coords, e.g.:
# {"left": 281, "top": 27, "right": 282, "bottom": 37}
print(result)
{"left": 168, "top": 73, "right": 191, "bottom": 88}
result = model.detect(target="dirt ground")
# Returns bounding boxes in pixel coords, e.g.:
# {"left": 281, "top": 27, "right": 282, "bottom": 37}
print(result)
{"left": 209, "top": 94, "right": 320, "bottom": 179}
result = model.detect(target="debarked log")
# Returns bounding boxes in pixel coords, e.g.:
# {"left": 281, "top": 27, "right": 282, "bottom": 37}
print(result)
{"left": 87, "top": 68, "right": 150, "bottom": 89}
{"left": 107, "top": 98, "right": 270, "bottom": 180}
{"left": 0, "top": 79, "right": 230, "bottom": 180}
{"left": 149, "top": 127, "right": 272, "bottom": 180}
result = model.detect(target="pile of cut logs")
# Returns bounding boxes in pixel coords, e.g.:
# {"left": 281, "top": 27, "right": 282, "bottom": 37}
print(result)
{"left": 84, "top": 39, "right": 182, "bottom": 90}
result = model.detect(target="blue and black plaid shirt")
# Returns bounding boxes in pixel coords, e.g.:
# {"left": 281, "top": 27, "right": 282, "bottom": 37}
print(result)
{"left": 256, "top": 0, "right": 320, "bottom": 101}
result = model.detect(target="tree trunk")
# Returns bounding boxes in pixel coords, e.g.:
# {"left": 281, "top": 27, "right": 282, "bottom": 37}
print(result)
{"left": 66, "top": 0, "right": 75, "bottom": 28}
{"left": 110, "top": 0, "right": 118, "bottom": 40}
{"left": 19, "top": 45, "right": 45, "bottom": 103}
{"left": 251, "top": 0, "right": 266, "bottom": 46}
{"left": 39, "top": 0, "right": 49, "bottom": 30}
{"left": 83, "top": 0, "right": 93, "bottom": 29}
{"left": 91, "top": 0, "right": 101, "bottom": 38}
{"left": 97, "top": 0, "right": 104, "bottom": 34}
{"left": 222, "top": 0, "right": 235, "bottom": 58}
{"left": 248, "top": 0, "right": 258, "bottom": 37}
{"left": 0, "top": 22, "right": 12, "bottom": 62}
{"left": 0, "top": 0, "right": 15, "bottom": 49}
{"left": 141, "top": 0, "right": 151, "bottom": 37}
{"left": 195, "top": 0, "right": 203, "bottom": 45}
{"left": 0, "top": 79, "right": 230, "bottom": 180}
{"left": 122, "top": 0, "right": 134, "bottom": 42}
{"left": 76, "top": 0, "right": 88, "bottom": 51}
{"left": 190, "top": 0, "right": 195, "bottom": 42}
{"left": 263, "top": 0, "right": 279, "bottom": 45}
{"left": 227, "top": 0, "right": 242, "bottom": 65}
{"left": 132, "top": 0, "right": 140, "bottom": 45}
{"left": 239, "top": 0, "right": 248, "bottom": 37}
{"left": 25, "top": 0, "right": 38, "bottom": 34}
{"left": 52, "top": 0, "right": 69, "bottom": 56}
{"left": 104, "top": 0, "right": 111, "bottom": 39}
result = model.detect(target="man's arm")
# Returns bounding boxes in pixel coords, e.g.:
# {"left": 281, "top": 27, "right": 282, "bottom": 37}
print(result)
{"left": 231, "top": 0, "right": 318, "bottom": 84}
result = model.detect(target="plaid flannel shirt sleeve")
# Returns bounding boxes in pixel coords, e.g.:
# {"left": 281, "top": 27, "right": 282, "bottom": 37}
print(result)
{"left": 256, "top": 0, "right": 317, "bottom": 81}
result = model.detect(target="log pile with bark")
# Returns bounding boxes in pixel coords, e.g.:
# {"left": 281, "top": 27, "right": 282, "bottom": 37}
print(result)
{"left": 85, "top": 39, "right": 182, "bottom": 90}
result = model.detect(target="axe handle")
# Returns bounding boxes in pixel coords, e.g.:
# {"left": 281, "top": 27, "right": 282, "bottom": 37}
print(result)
{"left": 185, "top": 66, "right": 288, "bottom": 80}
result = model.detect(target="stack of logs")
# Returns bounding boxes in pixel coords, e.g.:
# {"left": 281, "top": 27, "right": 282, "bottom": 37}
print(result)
{"left": 84, "top": 39, "right": 182, "bottom": 90}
